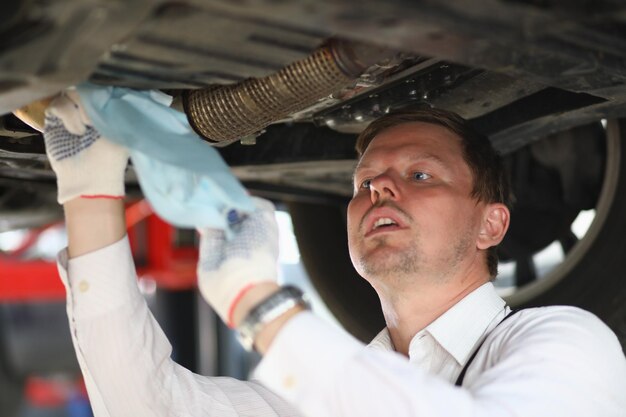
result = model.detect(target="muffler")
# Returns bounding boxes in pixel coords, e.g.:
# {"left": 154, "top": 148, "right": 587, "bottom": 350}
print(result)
{"left": 182, "top": 39, "right": 392, "bottom": 144}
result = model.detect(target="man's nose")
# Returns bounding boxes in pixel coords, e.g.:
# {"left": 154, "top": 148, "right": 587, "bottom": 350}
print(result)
{"left": 369, "top": 174, "right": 398, "bottom": 204}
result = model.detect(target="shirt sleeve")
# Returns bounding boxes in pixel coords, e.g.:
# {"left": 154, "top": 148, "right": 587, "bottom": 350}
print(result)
{"left": 57, "top": 236, "right": 299, "bottom": 417}
{"left": 256, "top": 310, "right": 626, "bottom": 417}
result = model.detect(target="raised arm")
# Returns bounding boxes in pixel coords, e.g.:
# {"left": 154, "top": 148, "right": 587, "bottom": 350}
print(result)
{"left": 28, "top": 91, "right": 299, "bottom": 417}
{"left": 65, "top": 198, "right": 126, "bottom": 258}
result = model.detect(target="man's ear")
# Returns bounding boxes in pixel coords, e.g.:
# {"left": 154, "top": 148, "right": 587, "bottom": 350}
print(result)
{"left": 476, "top": 203, "right": 510, "bottom": 250}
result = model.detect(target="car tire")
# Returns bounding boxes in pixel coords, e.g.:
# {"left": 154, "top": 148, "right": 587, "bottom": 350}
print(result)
{"left": 508, "top": 119, "right": 626, "bottom": 347}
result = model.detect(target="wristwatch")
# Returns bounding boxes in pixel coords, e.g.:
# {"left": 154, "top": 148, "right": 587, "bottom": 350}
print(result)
{"left": 237, "top": 285, "right": 310, "bottom": 351}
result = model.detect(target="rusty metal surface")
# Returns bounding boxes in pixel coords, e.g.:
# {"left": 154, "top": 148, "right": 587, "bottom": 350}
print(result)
{"left": 183, "top": 42, "right": 353, "bottom": 142}
{"left": 182, "top": 39, "right": 396, "bottom": 143}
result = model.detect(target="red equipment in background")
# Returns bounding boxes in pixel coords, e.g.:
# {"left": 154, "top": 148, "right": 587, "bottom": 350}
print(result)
{"left": 0, "top": 200, "right": 199, "bottom": 302}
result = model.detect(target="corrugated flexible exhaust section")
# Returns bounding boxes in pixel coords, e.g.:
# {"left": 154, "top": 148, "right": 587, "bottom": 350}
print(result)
{"left": 183, "top": 39, "right": 391, "bottom": 144}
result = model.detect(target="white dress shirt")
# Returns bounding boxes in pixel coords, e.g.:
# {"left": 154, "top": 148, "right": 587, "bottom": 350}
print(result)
{"left": 58, "top": 236, "right": 626, "bottom": 417}
{"left": 365, "top": 281, "right": 511, "bottom": 384}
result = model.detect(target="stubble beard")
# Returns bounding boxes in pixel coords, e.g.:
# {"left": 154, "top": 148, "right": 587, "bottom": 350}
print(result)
{"left": 357, "top": 231, "right": 473, "bottom": 288}
{"left": 357, "top": 235, "right": 420, "bottom": 284}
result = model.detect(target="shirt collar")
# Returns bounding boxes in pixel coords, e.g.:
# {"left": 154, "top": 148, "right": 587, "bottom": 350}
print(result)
{"left": 368, "top": 328, "right": 394, "bottom": 352}
{"left": 367, "top": 282, "right": 506, "bottom": 366}
{"left": 418, "top": 282, "right": 506, "bottom": 366}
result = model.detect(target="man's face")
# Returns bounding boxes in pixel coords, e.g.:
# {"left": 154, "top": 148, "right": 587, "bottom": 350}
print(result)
{"left": 347, "top": 122, "right": 488, "bottom": 290}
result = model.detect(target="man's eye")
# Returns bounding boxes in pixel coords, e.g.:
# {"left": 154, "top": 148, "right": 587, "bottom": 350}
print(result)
{"left": 412, "top": 172, "right": 431, "bottom": 181}
{"left": 360, "top": 179, "right": 372, "bottom": 189}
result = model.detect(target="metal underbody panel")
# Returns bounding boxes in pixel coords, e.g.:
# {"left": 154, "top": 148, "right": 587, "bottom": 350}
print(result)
{"left": 0, "top": 0, "right": 625, "bottom": 198}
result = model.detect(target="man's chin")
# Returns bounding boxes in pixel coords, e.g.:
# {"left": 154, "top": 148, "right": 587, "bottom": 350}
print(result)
{"left": 362, "top": 237, "right": 404, "bottom": 257}
{"left": 358, "top": 248, "right": 418, "bottom": 280}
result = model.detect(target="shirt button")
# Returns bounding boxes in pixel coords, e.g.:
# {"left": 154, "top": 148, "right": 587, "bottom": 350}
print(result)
{"left": 78, "top": 280, "right": 90, "bottom": 293}
{"left": 283, "top": 374, "right": 296, "bottom": 389}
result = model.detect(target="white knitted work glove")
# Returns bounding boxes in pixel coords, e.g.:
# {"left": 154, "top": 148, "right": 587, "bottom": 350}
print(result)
{"left": 197, "top": 197, "right": 279, "bottom": 327}
{"left": 43, "top": 90, "right": 129, "bottom": 204}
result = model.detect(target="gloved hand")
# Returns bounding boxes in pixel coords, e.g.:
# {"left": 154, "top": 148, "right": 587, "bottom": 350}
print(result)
{"left": 43, "top": 90, "right": 129, "bottom": 204}
{"left": 197, "top": 197, "right": 280, "bottom": 327}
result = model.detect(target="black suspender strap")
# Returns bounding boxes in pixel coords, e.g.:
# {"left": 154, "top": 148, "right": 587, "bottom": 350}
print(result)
{"left": 454, "top": 309, "right": 520, "bottom": 387}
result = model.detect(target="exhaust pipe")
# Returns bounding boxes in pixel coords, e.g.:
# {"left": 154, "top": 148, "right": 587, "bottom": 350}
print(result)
{"left": 182, "top": 39, "right": 392, "bottom": 144}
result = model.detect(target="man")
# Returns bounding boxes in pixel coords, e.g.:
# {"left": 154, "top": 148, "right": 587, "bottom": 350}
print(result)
{"left": 34, "top": 93, "right": 626, "bottom": 416}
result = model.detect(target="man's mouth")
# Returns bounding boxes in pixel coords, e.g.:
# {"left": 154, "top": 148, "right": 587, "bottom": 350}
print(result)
{"left": 373, "top": 217, "right": 398, "bottom": 229}
{"left": 364, "top": 209, "right": 406, "bottom": 237}
{"left": 360, "top": 203, "right": 410, "bottom": 238}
